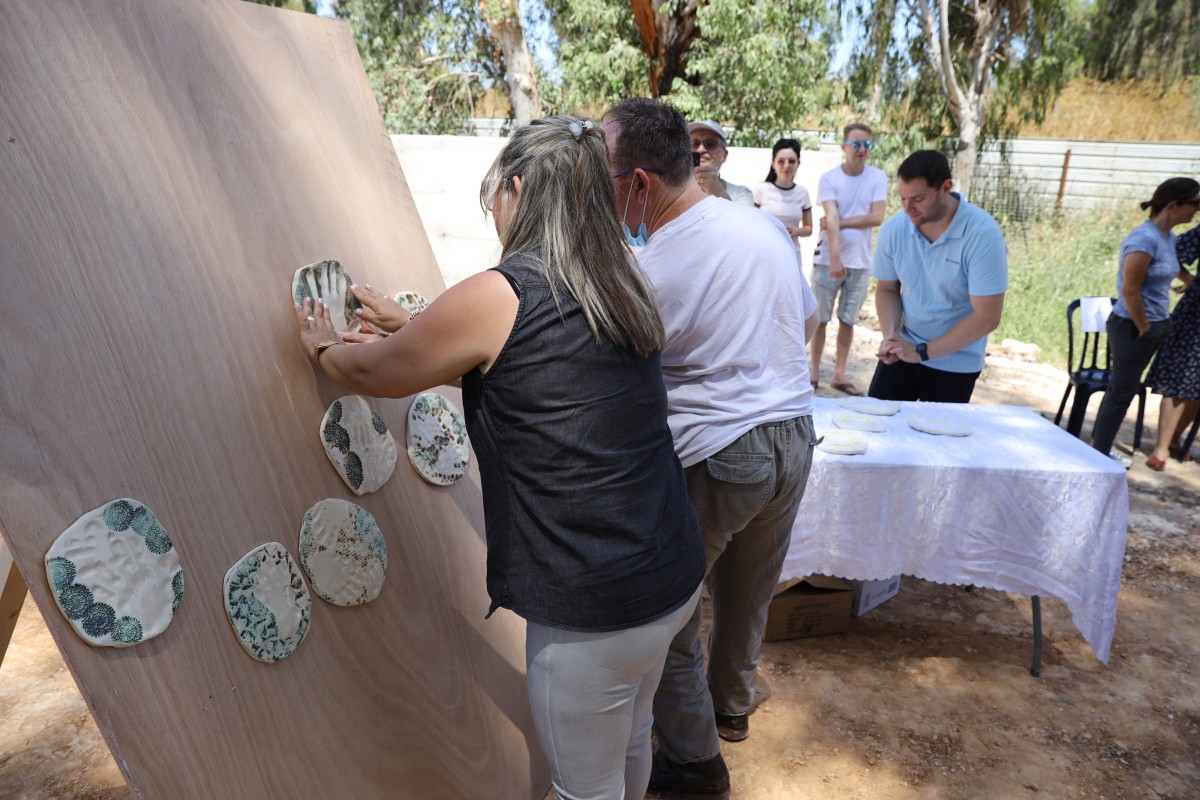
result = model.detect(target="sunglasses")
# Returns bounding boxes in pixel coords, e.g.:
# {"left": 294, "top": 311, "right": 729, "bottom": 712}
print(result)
{"left": 612, "top": 166, "right": 665, "bottom": 180}
{"left": 1179, "top": 198, "right": 1200, "bottom": 207}
{"left": 843, "top": 140, "right": 874, "bottom": 150}
{"left": 691, "top": 138, "right": 724, "bottom": 151}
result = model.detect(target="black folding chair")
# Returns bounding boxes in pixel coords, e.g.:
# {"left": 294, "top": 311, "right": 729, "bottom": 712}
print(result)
{"left": 1054, "top": 297, "right": 1146, "bottom": 449}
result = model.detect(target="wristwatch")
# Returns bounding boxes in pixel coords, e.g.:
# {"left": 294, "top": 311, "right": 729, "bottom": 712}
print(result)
{"left": 916, "top": 342, "right": 930, "bottom": 362}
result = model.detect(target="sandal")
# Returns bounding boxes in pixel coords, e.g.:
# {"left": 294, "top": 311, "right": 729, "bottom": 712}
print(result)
{"left": 1146, "top": 454, "right": 1166, "bottom": 472}
{"left": 832, "top": 382, "right": 862, "bottom": 397}
{"left": 1168, "top": 444, "right": 1194, "bottom": 462}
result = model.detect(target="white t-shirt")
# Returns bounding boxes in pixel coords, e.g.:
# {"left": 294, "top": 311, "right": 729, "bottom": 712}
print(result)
{"left": 813, "top": 164, "right": 889, "bottom": 270}
{"left": 636, "top": 196, "right": 817, "bottom": 467}
{"left": 753, "top": 181, "right": 813, "bottom": 251}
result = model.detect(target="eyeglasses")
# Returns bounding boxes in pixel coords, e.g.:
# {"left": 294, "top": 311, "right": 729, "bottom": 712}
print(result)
{"left": 691, "top": 138, "right": 724, "bottom": 151}
{"left": 611, "top": 167, "right": 665, "bottom": 180}
{"left": 843, "top": 140, "right": 874, "bottom": 150}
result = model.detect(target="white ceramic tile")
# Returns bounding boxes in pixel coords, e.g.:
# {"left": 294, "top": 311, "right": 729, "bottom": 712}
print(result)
{"left": 293, "top": 259, "right": 361, "bottom": 333}
{"left": 406, "top": 392, "right": 469, "bottom": 486}
{"left": 298, "top": 499, "right": 387, "bottom": 606}
{"left": 45, "top": 499, "right": 183, "bottom": 648}
{"left": 223, "top": 542, "right": 311, "bottom": 663}
{"left": 320, "top": 395, "right": 398, "bottom": 495}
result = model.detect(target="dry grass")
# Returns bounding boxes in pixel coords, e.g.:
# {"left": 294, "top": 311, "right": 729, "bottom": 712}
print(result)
{"left": 1022, "top": 77, "right": 1200, "bottom": 142}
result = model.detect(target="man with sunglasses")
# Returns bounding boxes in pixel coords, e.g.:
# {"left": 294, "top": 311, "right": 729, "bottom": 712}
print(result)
{"left": 688, "top": 119, "right": 755, "bottom": 206}
{"left": 810, "top": 122, "right": 890, "bottom": 396}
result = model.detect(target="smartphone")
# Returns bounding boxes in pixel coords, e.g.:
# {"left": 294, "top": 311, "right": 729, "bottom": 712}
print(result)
{"left": 692, "top": 151, "right": 702, "bottom": 167}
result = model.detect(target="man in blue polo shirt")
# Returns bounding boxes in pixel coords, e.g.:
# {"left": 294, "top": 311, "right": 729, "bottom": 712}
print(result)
{"left": 869, "top": 150, "right": 1007, "bottom": 402}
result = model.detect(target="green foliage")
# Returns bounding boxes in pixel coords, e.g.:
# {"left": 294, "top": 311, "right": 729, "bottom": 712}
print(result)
{"left": 839, "top": 0, "right": 1084, "bottom": 141}
{"left": 243, "top": 0, "right": 318, "bottom": 13}
{"left": 992, "top": 209, "right": 1142, "bottom": 369}
{"left": 668, "top": 0, "right": 835, "bottom": 146}
{"left": 336, "top": 0, "right": 503, "bottom": 134}
{"left": 539, "top": 0, "right": 649, "bottom": 115}
{"left": 543, "top": 0, "right": 833, "bottom": 144}
{"left": 1082, "top": 0, "right": 1200, "bottom": 84}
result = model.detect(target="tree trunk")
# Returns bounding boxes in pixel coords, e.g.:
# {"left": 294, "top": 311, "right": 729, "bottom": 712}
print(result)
{"left": 954, "top": 119, "right": 979, "bottom": 199}
{"left": 629, "top": 0, "right": 701, "bottom": 97}
{"left": 479, "top": 0, "right": 542, "bottom": 126}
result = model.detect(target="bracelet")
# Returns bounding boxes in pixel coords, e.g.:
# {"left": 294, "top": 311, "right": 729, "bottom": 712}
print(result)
{"left": 313, "top": 340, "right": 342, "bottom": 364}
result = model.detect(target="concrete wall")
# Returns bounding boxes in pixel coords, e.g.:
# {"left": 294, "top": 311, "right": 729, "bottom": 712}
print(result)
{"left": 392, "top": 134, "right": 842, "bottom": 285}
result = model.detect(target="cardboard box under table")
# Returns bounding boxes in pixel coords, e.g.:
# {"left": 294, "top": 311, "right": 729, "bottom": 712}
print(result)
{"left": 781, "top": 398, "right": 1130, "bottom": 674}
{"left": 764, "top": 576, "right": 854, "bottom": 641}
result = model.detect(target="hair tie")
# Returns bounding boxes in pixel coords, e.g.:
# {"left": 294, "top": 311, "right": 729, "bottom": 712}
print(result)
{"left": 568, "top": 118, "right": 592, "bottom": 141}
{"left": 1139, "top": 200, "right": 1153, "bottom": 210}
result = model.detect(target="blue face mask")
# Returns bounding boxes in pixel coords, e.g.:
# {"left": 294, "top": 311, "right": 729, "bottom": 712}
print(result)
{"left": 621, "top": 180, "right": 649, "bottom": 248}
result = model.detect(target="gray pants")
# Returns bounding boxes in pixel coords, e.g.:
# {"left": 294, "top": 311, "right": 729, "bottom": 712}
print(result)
{"left": 1091, "top": 313, "right": 1171, "bottom": 454}
{"left": 526, "top": 585, "right": 701, "bottom": 800}
{"left": 652, "top": 415, "right": 817, "bottom": 765}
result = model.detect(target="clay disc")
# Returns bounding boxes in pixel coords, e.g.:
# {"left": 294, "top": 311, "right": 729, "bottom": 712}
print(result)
{"left": 224, "top": 542, "right": 311, "bottom": 663}
{"left": 840, "top": 397, "right": 901, "bottom": 416}
{"left": 907, "top": 412, "right": 973, "bottom": 437}
{"left": 833, "top": 412, "right": 886, "bottom": 432}
{"left": 816, "top": 429, "right": 869, "bottom": 455}
{"left": 298, "top": 499, "right": 387, "bottom": 606}
{"left": 292, "top": 259, "right": 362, "bottom": 333}
{"left": 45, "top": 499, "right": 184, "bottom": 648}
{"left": 320, "top": 395, "right": 398, "bottom": 496}
{"left": 407, "top": 392, "right": 470, "bottom": 485}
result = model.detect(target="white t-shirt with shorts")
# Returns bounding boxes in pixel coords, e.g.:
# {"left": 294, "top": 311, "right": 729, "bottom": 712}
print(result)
{"left": 813, "top": 164, "right": 889, "bottom": 270}
{"left": 635, "top": 196, "right": 817, "bottom": 467}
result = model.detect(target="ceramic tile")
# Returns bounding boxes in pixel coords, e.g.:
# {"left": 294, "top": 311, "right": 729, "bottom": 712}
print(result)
{"left": 223, "top": 542, "right": 311, "bottom": 663}
{"left": 320, "top": 395, "right": 398, "bottom": 495}
{"left": 292, "top": 259, "right": 362, "bottom": 333}
{"left": 298, "top": 499, "right": 387, "bottom": 606}
{"left": 392, "top": 290, "right": 430, "bottom": 316}
{"left": 44, "top": 499, "right": 183, "bottom": 648}
{"left": 407, "top": 392, "right": 469, "bottom": 486}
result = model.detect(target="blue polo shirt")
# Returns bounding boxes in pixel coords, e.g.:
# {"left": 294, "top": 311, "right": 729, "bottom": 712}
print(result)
{"left": 872, "top": 195, "right": 1008, "bottom": 373}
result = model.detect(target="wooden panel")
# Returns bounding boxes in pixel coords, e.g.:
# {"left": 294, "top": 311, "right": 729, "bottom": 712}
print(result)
{"left": 0, "top": 537, "right": 27, "bottom": 667}
{"left": 0, "top": 2, "right": 545, "bottom": 798}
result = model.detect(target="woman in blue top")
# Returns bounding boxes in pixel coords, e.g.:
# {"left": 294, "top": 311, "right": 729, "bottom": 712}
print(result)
{"left": 294, "top": 116, "right": 705, "bottom": 799}
{"left": 1091, "top": 177, "right": 1200, "bottom": 460}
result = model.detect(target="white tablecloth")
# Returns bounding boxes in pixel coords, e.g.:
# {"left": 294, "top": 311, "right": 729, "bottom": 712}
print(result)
{"left": 783, "top": 398, "right": 1129, "bottom": 662}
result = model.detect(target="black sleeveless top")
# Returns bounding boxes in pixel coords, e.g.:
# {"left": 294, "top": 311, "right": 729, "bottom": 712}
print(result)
{"left": 462, "top": 254, "right": 704, "bottom": 632}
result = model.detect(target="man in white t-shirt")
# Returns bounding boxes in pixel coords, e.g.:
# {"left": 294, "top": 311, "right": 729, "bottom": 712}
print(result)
{"left": 810, "top": 122, "right": 889, "bottom": 396}
{"left": 604, "top": 97, "right": 818, "bottom": 800}
{"left": 688, "top": 119, "right": 755, "bottom": 206}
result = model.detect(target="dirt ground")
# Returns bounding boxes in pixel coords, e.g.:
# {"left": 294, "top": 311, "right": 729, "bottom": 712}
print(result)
{"left": 2, "top": 316, "right": 1198, "bottom": 800}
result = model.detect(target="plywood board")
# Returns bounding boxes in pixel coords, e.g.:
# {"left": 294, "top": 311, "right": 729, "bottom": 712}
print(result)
{"left": 0, "top": 1, "right": 546, "bottom": 797}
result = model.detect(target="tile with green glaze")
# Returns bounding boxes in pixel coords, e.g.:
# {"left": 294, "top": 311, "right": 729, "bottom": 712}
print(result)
{"left": 407, "top": 392, "right": 470, "bottom": 486}
{"left": 44, "top": 498, "right": 184, "bottom": 648}
{"left": 292, "top": 259, "right": 362, "bottom": 333}
{"left": 298, "top": 499, "right": 387, "bottom": 606}
{"left": 391, "top": 290, "right": 430, "bottom": 316}
{"left": 223, "top": 542, "right": 311, "bottom": 664}
{"left": 321, "top": 395, "right": 397, "bottom": 496}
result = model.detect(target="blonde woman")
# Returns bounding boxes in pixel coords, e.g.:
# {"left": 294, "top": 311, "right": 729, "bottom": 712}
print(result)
{"left": 295, "top": 116, "right": 704, "bottom": 800}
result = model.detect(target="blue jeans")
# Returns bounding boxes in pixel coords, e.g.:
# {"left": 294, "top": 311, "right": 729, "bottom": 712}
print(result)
{"left": 526, "top": 584, "right": 701, "bottom": 800}
{"left": 652, "top": 416, "right": 817, "bottom": 765}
